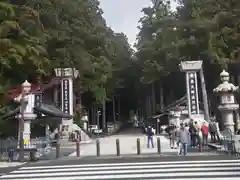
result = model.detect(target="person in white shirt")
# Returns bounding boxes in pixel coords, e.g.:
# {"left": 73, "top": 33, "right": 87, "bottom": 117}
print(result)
{"left": 178, "top": 123, "right": 190, "bottom": 156}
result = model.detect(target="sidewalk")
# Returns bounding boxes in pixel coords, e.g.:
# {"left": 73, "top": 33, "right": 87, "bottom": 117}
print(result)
{"left": 69, "top": 135, "right": 177, "bottom": 157}
{"left": 0, "top": 162, "right": 25, "bottom": 168}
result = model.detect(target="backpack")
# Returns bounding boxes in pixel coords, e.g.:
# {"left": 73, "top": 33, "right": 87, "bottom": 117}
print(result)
{"left": 189, "top": 126, "right": 197, "bottom": 135}
{"left": 147, "top": 127, "right": 154, "bottom": 136}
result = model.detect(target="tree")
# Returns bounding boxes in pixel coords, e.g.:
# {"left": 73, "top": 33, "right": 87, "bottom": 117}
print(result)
{"left": 135, "top": 0, "right": 240, "bottom": 118}
{"left": 0, "top": 0, "right": 134, "bottom": 135}
{"left": 0, "top": 0, "right": 49, "bottom": 83}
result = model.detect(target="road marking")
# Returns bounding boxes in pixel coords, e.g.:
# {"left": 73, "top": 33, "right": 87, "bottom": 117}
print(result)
{"left": 12, "top": 163, "right": 240, "bottom": 173}
{"left": 3, "top": 171, "right": 240, "bottom": 179}
{"left": 9, "top": 166, "right": 240, "bottom": 175}
{"left": 1, "top": 159, "right": 239, "bottom": 180}
{"left": 20, "top": 159, "right": 240, "bottom": 169}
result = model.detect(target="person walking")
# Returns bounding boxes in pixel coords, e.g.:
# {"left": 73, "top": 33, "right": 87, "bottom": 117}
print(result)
{"left": 168, "top": 124, "right": 175, "bottom": 149}
{"left": 146, "top": 125, "right": 155, "bottom": 148}
{"left": 209, "top": 121, "right": 215, "bottom": 143}
{"left": 171, "top": 126, "right": 178, "bottom": 149}
{"left": 189, "top": 123, "right": 197, "bottom": 147}
{"left": 209, "top": 121, "right": 219, "bottom": 143}
{"left": 201, "top": 122, "right": 209, "bottom": 146}
{"left": 178, "top": 123, "right": 190, "bottom": 156}
{"left": 7, "top": 137, "right": 16, "bottom": 162}
{"left": 194, "top": 121, "right": 201, "bottom": 146}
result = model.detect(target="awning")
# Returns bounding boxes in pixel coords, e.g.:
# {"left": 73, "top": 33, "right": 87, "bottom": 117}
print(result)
{"left": 1, "top": 104, "right": 72, "bottom": 120}
{"left": 162, "top": 95, "right": 187, "bottom": 112}
{"left": 1, "top": 107, "right": 20, "bottom": 120}
{"left": 149, "top": 113, "right": 169, "bottom": 119}
{"left": 34, "top": 104, "right": 72, "bottom": 119}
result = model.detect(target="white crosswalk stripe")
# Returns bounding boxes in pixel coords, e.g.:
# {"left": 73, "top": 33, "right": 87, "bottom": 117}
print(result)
{"left": 0, "top": 159, "right": 240, "bottom": 180}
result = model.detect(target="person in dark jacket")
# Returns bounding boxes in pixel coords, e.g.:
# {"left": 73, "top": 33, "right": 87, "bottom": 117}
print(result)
{"left": 189, "top": 124, "right": 197, "bottom": 147}
{"left": 146, "top": 125, "right": 155, "bottom": 148}
{"left": 7, "top": 137, "right": 16, "bottom": 162}
{"left": 209, "top": 121, "right": 217, "bottom": 143}
{"left": 167, "top": 124, "right": 175, "bottom": 148}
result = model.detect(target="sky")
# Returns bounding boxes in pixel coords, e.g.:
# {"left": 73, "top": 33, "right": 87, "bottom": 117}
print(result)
{"left": 99, "top": 0, "right": 178, "bottom": 47}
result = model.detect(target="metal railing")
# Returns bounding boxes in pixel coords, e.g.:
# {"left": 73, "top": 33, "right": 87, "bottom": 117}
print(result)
{"left": 0, "top": 137, "right": 56, "bottom": 161}
{"left": 220, "top": 129, "right": 237, "bottom": 154}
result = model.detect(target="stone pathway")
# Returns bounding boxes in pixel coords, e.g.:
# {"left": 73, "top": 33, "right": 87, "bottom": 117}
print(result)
{"left": 69, "top": 135, "right": 177, "bottom": 157}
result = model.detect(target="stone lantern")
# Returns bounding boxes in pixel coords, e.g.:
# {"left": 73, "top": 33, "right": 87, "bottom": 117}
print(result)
{"left": 214, "top": 70, "right": 239, "bottom": 133}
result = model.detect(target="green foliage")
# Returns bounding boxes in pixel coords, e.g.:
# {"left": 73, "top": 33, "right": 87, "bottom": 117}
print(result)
{"left": 0, "top": 0, "right": 133, "bottom": 135}
{"left": 0, "top": 0, "right": 133, "bottom": 103}
{"left": 136, "top": 0, "right": 240, "bottom": 95}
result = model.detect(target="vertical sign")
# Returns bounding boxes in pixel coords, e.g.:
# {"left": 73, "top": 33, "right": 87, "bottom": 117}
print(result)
{"left": 186, "top": 71, "right": 199, "bottom": 116}
{"left": 62, "top": 79, "right": 70, "bottom": 114}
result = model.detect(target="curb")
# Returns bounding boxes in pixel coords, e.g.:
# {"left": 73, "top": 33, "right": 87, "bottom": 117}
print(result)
{"left": 208, "top": 143, "right": 220, "bottom": 150}
{"left": 208, "top": 143, "right": 239, "bottom": 157}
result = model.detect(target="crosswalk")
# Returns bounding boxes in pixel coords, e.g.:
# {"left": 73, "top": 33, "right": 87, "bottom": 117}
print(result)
{"left": 1, "top": 159, "right": 240, "bottom": 179}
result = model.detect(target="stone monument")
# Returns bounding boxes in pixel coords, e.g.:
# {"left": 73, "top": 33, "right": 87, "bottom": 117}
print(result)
{"left": 179, "top": 61, "right": 201, "bottom": 117}
{"left": 54, "top": 68, "right": 79, "bottom": 132}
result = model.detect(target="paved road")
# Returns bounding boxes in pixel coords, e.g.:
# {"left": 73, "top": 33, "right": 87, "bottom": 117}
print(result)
{"left": 1, "top": 155, "right": 239, "bottom": 179}
{"left": 115, "top": 123, "right": 143, "bottom": 135}
{"left": 0, "top": 162, "right": 26, "bottom": 177}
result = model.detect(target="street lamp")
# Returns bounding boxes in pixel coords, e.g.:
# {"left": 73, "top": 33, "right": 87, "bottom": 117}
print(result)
{"left": 19, "top": 80, "right": 31, "bottom": 162}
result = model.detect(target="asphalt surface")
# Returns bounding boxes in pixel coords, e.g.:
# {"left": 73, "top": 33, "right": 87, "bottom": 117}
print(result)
{"left": 39, "top": 147, "right": 75, "bottom": 161}
{"left": 23, "top": 153, "right": 236, "bottom": 167}
{"left": 0, "top": 155, "right": 239, "bottom": 179}
{"left": 1, "top": 126, "right": 236, "bottom": 179}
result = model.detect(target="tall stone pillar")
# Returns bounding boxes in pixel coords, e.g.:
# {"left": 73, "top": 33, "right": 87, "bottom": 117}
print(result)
{"left": 54, "top": 68, "right": 79, "bottom": 132}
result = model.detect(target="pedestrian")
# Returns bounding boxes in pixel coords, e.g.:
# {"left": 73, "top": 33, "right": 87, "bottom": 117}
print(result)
{"left": 194, "top": 121, "right": 200, "bottom": 146}
{"left": 170, "top": 126, "right": 177, "bottom": 149}
{"left": 146, "top": 125, "right": 154, "bottom": 148}
{"left": 168, "top": 124, "right": 175, "bottom": 148}
{"left": 189, "top": 123, "right": 197, "bottom": 147}
{"left": 172, "top": 125, "right": 179, "bottom": 149}
{"left": 209, "top": 121, "right": 215, "bottom": 142}
{"left": 7, "top": 137, "right": 16, "bottom": 162}
{"left": 201, "top": 122, "right": 209, "bottom": 146}
{"left": 178, "top": 123, "right": 190, "bottom": 156}
{"left": 213, "top": 121, "right": 221, "bottom": 143}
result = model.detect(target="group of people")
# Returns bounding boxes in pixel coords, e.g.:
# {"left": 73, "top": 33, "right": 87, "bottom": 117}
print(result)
{"left": 167, "top": 120, "right": 220, "bottom": 156}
